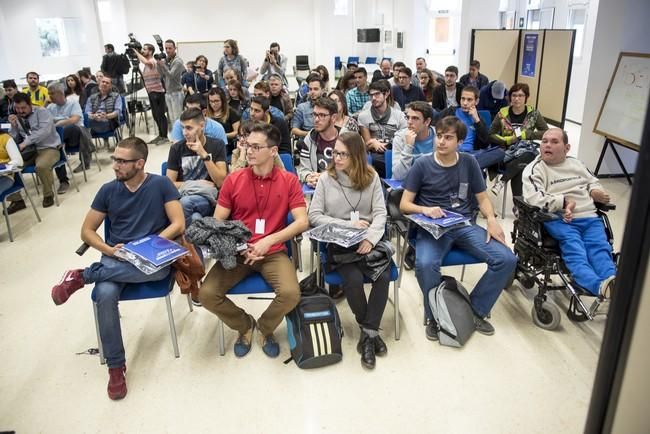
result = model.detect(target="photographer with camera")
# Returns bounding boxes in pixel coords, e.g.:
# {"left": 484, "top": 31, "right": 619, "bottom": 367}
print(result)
{"left": 133, "top": 43, "right": 169, "bottom": 144}
{"left": 101, "top": 44, "right": 128, "bottom": 94}
{"left": 156, "top": 39, "right": 185, "bottom": 125}
{"left": 259, "top": 42, "right": 287, "bottom": 85}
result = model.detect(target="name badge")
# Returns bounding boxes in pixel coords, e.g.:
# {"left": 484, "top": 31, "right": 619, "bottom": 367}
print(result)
{"left": 514, "top": 127, "right": 522, "bottom": 138}
{"left": 350, "top": 211, "right": 360, "bottom": 223}
{"left": 255, "top": 218, "right": 266, "bottom": 235}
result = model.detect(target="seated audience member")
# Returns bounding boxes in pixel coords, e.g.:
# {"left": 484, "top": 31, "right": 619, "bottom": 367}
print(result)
{"left": 489, "top": 83, "right": 548, "bottom": 199}
{"left": 259, "top": 42, "right": 288, "bottom": 85}
{"left": 22, "top": 72, "right": 49, "bottom": 107}
{"left": 392, "top": 101, "right": 435, "bottom": 180}
{"left": 431, "top": 66, "right": 463, "bottom": 111}
{"left": 181, "top": 61, "right": 195, "bottom": 93}
{"left": 436, "top": 86, "right": 503, "bottom": 169}
{"left": 328, "top": 90, "right": 359, "bottom": 133}
{"left": 227, "top": 80, "right": 249, "bottom": 114}
{"left": 78, "top": 70, "right": 98, "bottom": 110}
{"left": 218, "top": 39, "right": 250, "bottom": 88}
{"left": 459, "top": 60, "right": 489, "bottom": 90}
{"left": 241, "top": 81, "right": 284, "bottom": 121}
{"left": 336, "top": 70, "right": 358, "bottom": 94}
{"left": 51, "top": 137, "right": 184, "bottom": 400}
{"left": 314, "top": 65, "right": 331, "bottom": 91}
{"left": 292, "top": 74, "right": 324, "bottom": 138}
{"left": 268, "top": 74, "right": 293, "bottom": 121}
{"left": 358, "top": 80, "right": 407, "bottom": 178}
{"left": 230, "top": 121, "right": 285, "bottom": 172}
{"left": 400, "top": 116, "right": 516, "bottom": 339}
{"left": 1, "top": 80, "right": 18, "bottom": 122}
{"left": 206, "top": 87, "right": 240, "bottom": 154}
{"left": 308, "top": 132, "right": 390, "bottom": 369}
{"left": 0, "top": 132, "right": 23, "bottom": 195}
{"left": 523, "top": 128, "right": 616, "bottom": 297}
{"left": 477, "top": 80, "right": 508, "bottom": 120}
{"left": 297, "top": 97, "right": 340, "bottom": 186}
{"left": 248, "top": 96, "right": 291, "bottom": 154}
{"left": 7, "top": 92, "right": 64, "bottom": 209}
{"left": 345, "top": 68, "right": 370, "bottom": 115}
{"left": 85, "top": 75, "right": 123, "bottom": 135}
{"left": 166, "top": 108, "right": 227, "bottom": 226}
{"left": 419, "top": 69, "right": 439, "bottom": 104}
{"left": 387, "top": 61, "right": 406, "bottom": 87}
{"left": 65, "top": 75, "right": 83, "bottom": 104}
{"left": 186, "top": 55, "right": 214, "bottom": 95}
{"left": 47, "top": 82, "right": 92, "bottom": 174}
{"left": 371, "top": 58, "right": 393, "bottom": 83}
{"left": 412, "top": 57, "right": 428, "bottom": 87}
{"left": 170, "top": 93, "right": 227, "bottom": 144}
{"left": 199, "top": 122, "right": 308, "bottom": 359}
{"left": 391, "top": 67, "right": 426, "bottom": 110}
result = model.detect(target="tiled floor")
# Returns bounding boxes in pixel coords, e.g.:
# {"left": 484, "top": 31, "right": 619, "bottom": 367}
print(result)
{"left": 0, "top": 129, "right": 633, "bottom": 433}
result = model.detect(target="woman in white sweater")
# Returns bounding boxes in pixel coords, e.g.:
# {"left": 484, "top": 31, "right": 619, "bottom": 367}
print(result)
{"left": 308, "top": 131, "right": 390, "bottom": 370}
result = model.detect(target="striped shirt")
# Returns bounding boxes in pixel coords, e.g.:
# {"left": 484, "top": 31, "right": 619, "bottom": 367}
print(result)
{"left": 142, "top": 64, "right": 164, "bottom": 93}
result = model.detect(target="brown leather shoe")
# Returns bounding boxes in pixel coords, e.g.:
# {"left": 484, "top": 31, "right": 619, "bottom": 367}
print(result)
{"left": 6, "top": 200, "right": 26, "bottom": 215}
{"left": 107, "top": 365, "right": 127, "bottom": 400}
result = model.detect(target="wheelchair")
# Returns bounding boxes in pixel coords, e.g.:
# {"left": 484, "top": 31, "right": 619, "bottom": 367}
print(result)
{"left": 509, "top": 196, "right": 618, "bottom": 330}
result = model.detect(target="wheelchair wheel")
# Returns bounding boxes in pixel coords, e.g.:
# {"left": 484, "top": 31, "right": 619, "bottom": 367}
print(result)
{"left": 531, "top": 301, "right": 561, "bottom": 330}
{"left": 520, "top": 275, "right": 536, "bottom": 289}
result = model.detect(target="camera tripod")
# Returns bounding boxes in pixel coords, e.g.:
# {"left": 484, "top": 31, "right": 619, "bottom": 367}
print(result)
{"left": 126, "top": 60, "right": 145, "bottom": 137}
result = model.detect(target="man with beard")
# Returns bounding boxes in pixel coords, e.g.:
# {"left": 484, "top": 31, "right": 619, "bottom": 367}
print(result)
{"left": 291, "top": 75, "right": 324, "bottom": 138}
{"left": 50, "top": 137, "right": 184, "bottom": 400}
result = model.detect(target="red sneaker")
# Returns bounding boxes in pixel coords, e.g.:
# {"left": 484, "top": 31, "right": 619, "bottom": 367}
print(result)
{"left": 107, "top": 365, "right": 127, "bottom": 400}
{"left": 51, "top": 269, "right": 85, "bottom": 305}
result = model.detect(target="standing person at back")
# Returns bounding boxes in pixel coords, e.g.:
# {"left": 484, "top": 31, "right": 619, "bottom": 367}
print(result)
{"left": 22, "top": 72, "right": 49, "bottom": 107}
{"left": 133, "top": 43, "right": 169, "bottom": 145}
{"left": 259, "top": 42, "right": 288, "bottom": 85}
{"left": 459, "top": 60, "right": 489, "bottom": 90}
{"left": 218, "top": 39, "right": 250, "bottom": 88}
{"left": 157, "top": 39, "right": 185, "bottom": 125}
{"left": 101, "top": 44, "right": 128, "bottom": 94}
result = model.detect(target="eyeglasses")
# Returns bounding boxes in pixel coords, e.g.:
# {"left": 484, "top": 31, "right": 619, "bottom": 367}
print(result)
{"left": 244, "top": 144, "right": 271, "bottom": 152}
{"left": 510, "top": 93, "right": 527, "bottom": 99}
{"left": 398, "top": 75, "right": 410, "bottom": 80}
{"left": 369, "top": 91, "right": 383, "bottom": 98}
{"left": 110, "top": 156, "right": 140, "bottom": 165}
{"left": 333, "top": 151, "right": 350, "bottom": 160}
{"left": 313, "top": 112, "right": 331, "bottom": 119}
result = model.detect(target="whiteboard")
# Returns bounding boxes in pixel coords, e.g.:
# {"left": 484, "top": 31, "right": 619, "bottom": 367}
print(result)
{"left": 594, "top": 52, "right": 650, "bottom": 150}
{"left": 176, "top": 40, "right": 225, "bottom": 73}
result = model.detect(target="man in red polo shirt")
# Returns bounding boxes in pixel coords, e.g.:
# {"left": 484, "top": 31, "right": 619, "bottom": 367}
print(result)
{"left": 199, "top": 122, "right": 308, "bottom": 358}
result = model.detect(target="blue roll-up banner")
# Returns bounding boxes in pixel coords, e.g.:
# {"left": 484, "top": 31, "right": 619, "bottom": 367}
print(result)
{"left": 521, "top": 34, "right": 538, "bottom": 77}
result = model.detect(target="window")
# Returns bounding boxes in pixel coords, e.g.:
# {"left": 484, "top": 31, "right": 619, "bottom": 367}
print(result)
{"left": 334, "top": 0, "right": 348, "bottom": 16}
{"left": 568, "top": 7, "right": 587, "bottom": 58}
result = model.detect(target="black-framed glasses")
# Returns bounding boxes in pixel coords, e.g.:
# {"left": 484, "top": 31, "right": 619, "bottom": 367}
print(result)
{"left": 313, "top": 112, "right": 331, "bottom": 119}
{"left": 110, "top": 156, "right": 140, "bottom": 165}
{"left": 244, "top": 144, "right": 271, "bottom": 152}
{"left": 398, "top": 75, "right": 410, "bottom": 80}
{"left": 333, "top": 151, "right": 350, "bottom": 160}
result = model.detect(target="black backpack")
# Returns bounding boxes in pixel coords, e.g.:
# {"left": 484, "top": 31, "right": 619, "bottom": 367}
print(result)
{"left": 117, "top": 54, "right": 131, "bottom": 75}
{"left": 285, "top": 293, "right": 343, "bottom": 369}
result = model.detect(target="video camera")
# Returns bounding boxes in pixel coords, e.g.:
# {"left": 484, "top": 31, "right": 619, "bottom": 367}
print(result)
{"left": 124, "top": 32, "right": 142, "bottom": 61}
{"left": 152, "top": 34, "right": 167, "bottom": 61}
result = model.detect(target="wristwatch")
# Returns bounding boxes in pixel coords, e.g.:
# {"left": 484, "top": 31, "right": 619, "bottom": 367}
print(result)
{"left": 201, "top": 154, "right": 211, "bottom": 162}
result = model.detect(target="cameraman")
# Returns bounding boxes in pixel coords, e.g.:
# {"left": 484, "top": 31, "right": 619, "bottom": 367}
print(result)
{"left": 156, "top": 39, "right": 185, "bottom": 124}
{"left": 259, "top": 42, "right": 287, "bottom": 85}
{"left": 101, "top": 44, "right": 126, "bottom": 94}
{"left": 134, "top": 44, "right": 169, "bottom": 144}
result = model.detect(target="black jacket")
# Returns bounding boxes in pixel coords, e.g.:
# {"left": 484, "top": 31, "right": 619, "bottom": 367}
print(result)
{"left": 431, "top": 84, "right": 464, "bottom": 111}
{"left": 371, "top": 70, "right": 393, "bottom": 83}
{"left": 459, "top": 73, "right": 489, "bottom": 90}
{"left": 0, "top": 96, "right": 14, "bottom": 123}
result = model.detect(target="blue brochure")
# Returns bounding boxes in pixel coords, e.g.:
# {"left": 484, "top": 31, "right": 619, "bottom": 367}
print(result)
{"left": 407, "top": 210, "right": 471, "bottom": 239}
{"left": 114, "top": 235, "right": 189, "bottom": 274}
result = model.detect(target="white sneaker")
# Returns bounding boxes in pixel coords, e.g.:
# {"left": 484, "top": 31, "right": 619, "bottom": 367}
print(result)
{"left": 491, "top": 176, "right": 505, "bottom": 197}
{"left": 598, "top": 276, "right": 615, "bottom": 299}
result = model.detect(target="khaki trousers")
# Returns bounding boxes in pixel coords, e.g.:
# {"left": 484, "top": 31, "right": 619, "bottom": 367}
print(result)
{"left": 199, "top": 251, "right": 300, "bottom": 336}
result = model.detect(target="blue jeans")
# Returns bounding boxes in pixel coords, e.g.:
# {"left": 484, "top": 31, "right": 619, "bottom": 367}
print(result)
{"left": 414, "top": 224, "right": 517, "bottom": 320}
{"left": 544, "top": 217, "right": 616, "bottom": 295}
{"left": 180, "top": 194, "right": 213, "bottom": 227}
{"left": 83, "top": 255, "right": 170, "bottom": 368}
{"left": 471, "top": 146, "right": 506, "bottom": 169}
{"left": 0, "top": 175, "right": 14, "bottom": 195}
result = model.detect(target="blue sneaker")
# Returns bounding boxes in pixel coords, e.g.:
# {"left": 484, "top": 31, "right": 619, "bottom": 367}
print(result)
{"left": 260, "top": 334, "right": 280, "bottom": 358}
{"left": 233, "top": 315, "right": 255, "bottom": 358}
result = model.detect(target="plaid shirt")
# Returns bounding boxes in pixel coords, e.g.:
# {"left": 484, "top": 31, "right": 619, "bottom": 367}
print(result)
{"left": 346, "top": 87, "right": 370, "bottom": 114}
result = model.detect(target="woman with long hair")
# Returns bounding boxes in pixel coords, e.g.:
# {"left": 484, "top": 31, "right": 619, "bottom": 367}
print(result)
{"left": 217, "top": 39, "right": 249, "bottom": 87}
{"left": 308, "top": 132, "right": 390, "bottom": 370}
{"left": 336, "top": 70, "right": 357, "bottom": 94}
{"left": 418, "top": 69, "right": 438, "bottom": 104}
{"left": 227, "top": 81, "right": 249, "bottom": 114}
{"left": 207, "top": 87, "right": 240, "bottom": 154}
{"left": 191, "top": 55, "right": 214, "bottom": 94}
{"left": 327, "top": 90, "right": 359, "bottom": 133}
{"left": 65, "top": 74, "right": 82, "bottom": 103}
{"left": 314, "top": 65, "right": 330, "bottom": 90}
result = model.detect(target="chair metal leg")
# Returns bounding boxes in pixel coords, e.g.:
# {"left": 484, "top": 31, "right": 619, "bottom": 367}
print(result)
{"left": 52, "top": 179, "right": 60, "bottom": 206}
{"left": 93, "top": 149, "right": 102, "bottom": 172}
{"left": 501, "top": 180, "right": 508, "bottom": 218}
{"left": 21, "top": 176, "right": 41, "bottom": 223}
{"left": 218, "top": 319, "right": 226, "bottom": 356}
{"left": 79, "top": 154, "right": 88, "bottom": 183}
{"left": 164, "top": 294, "right": 180, "bottom": 358}
{"left": 92, "top": 302, "right": 106, "bottom": 365}
{"left": 460, "top": 264, "right": 467, "bottom": 282}
{"left": 65, "top": 160, "right": 80, "bottom": 192}
{"left": 186, "top": 293, "right": 193, "bottom": 312}
{"left": 394, "top": 279, "right": 400, "bottom": 340}
{"left": 30, "top": 173, "right": 40, "bottom": 195}
{"left": 2, "top": 199, "right": 13, "bottom": 242}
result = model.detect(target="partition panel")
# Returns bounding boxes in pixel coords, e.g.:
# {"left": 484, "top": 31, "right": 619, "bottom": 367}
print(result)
{"left": 538, "top": 30, "right": 575, "bottom": 126}
{"left": 471, "top": 30, "right": 519, "bottom": 87}
{"left": 516, "top": 30, "right": 545, "bottom": 108}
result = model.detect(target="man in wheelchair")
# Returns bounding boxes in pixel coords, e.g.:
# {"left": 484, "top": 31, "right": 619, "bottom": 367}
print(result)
{"left": 520, "top": 128, "right": 616, "bottom": 302}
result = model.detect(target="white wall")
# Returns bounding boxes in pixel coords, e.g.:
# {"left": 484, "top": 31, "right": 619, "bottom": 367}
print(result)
{"left": 576, "top": 0, "right": 648, "bottom": 174}
{"left": 0, "top": 0, "right": 104, "bottom": 81}
{"left": 459, "top": 0, "right": 501, "bottom": 74}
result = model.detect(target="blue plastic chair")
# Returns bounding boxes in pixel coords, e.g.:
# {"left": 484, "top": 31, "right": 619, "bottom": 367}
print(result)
{"left": 0, "top": 172, "right": 41, "bottom": 241}
{"left": 365, "top": 56, "right": 377, "bottom": 65}
{"left": 279, "top": 153, "right": 296, "bottom": 174}
{"left": 384, "top": 149, "right": 393, "bottom": 180}
{"left": 22, "top": 147, "right": 79, "bottom": 205}
{"left": 91, "top": 218, "right": 191, "bottom": 365}
{"left": 478, "top": 110, "right": 491, "bottom": 127}
{"left": 57, "top": 126, "right": 102, "bottom": 183}
{"left": 317, "top": 241, "right": 402, "bottom": 340}
{"left": 216, "top": 216, "right": 298, "bottom": 356}
{"left": 334, "top": 56, "right": 342, "bottom": 71}
{"left": 347, "top": 56, "right": 360, "bottom": 66}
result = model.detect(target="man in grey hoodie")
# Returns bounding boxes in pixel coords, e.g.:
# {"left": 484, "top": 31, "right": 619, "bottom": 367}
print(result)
{"left": 391, "top": 101, "right": 435, "bottom": 180}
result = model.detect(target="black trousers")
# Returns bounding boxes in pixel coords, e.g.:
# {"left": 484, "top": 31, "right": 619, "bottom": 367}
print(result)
{"left": 337, "top": 263, "right": 390, "bottom": 331}
{"left": 63, "top": 124, "right": 91, "bottom": 167}
{"left": 149, "top": 91, "right": 168, "bottom": 138}
{"left": 502, "top": 152, "right": 536, "bottom": 197}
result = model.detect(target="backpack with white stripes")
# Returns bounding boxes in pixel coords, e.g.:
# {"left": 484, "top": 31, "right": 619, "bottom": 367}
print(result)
{"left": 285, "top": 294, "right": 343, "bottom": 369}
